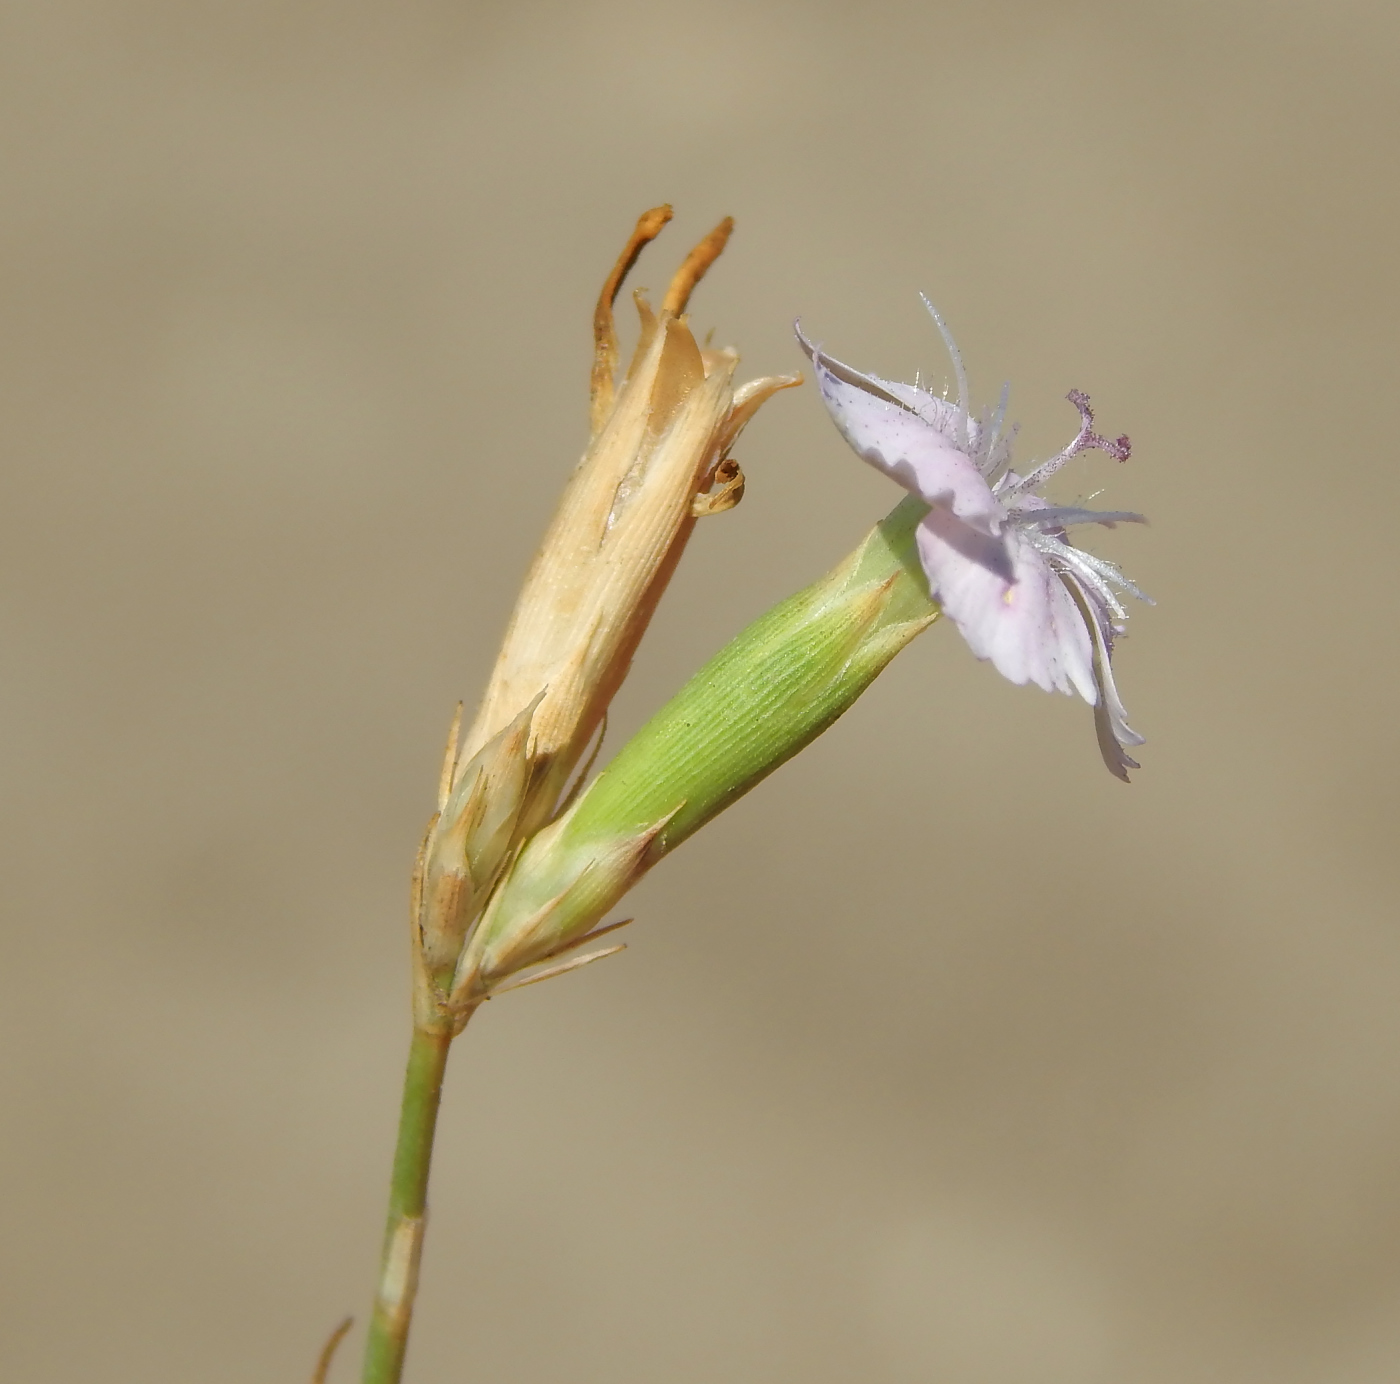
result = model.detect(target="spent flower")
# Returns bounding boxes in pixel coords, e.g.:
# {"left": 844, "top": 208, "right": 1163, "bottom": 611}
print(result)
{"left": 798, "top": 299, "right": 1151, "bottom": 779}
{"left": 458, "top": 207, "right": 799, "bottom": 833}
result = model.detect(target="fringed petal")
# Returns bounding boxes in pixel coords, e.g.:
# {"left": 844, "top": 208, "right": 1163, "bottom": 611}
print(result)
{"left": 1012, "top": 504, "right": 1146, "bottom": 531}
{"left": 1060, "top": 570, "right": 1145, "bottom": 781}
{"left": 796, "top": 326, "right": 1001, "bottom": 533}
{"left": 917, "top": 509, "right": 1097, "bottom": 701}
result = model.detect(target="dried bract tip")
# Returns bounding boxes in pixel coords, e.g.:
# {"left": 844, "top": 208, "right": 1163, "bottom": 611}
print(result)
{"left": 310, "top": 1317, "right": 354, "bottom": 1384}
{"left": 310, "top": 1309, "right": 352, "bottom": 1382}
{"left": 485, "top": 941, "right": 627, "bottom": 998}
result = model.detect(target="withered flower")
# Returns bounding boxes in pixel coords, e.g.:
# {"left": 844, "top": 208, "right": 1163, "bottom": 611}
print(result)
{"left": 457, "top": 208, "right": 800, "bottom": 832}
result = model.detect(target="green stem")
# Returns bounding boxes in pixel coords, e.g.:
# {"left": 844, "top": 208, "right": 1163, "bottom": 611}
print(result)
{"left": 360, "top": 1024, "right": 455, "bottom": 1384}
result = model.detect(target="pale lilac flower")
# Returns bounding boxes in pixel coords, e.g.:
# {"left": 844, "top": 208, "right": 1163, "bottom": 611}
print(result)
{"left": 797, "top": 299, "right": 1150, "bottom": 780}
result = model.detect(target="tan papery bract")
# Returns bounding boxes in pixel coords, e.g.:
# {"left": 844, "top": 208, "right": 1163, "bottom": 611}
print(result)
{"left": 415, "top": 697, "right": 538, "bottom": 981}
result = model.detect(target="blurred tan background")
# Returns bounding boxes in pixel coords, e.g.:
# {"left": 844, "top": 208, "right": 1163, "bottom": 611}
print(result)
{"left": 1, "top": 1, "right": 1397, "bottom": 1380}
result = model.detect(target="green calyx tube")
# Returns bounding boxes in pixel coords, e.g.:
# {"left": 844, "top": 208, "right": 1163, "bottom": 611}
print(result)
{"left": 465, "top": 495, "right": 937, "bottom": 987}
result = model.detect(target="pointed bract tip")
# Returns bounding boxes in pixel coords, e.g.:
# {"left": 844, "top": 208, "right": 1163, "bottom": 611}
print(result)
{"left": 310, "top": 1316, "right": 354, "bottom": 1384}
{"left": 437, "top": 701, "right": 464, "bottom": 811}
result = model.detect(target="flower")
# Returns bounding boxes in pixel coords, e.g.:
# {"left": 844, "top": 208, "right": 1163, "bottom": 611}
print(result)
{"left": 798, "top": 298, "right": 1150, "bottom": 780}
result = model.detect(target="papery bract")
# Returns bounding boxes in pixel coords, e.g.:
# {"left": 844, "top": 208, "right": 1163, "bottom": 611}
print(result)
{"left": 798, "top": 301, "right": 1150, "bottom": 780}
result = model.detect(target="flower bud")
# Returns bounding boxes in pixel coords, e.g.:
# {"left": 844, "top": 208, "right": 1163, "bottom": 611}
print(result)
{"left": 457, "top": 208, "right": 799, "bottom": 834}
{"left": 458, "top": 497, "right": 938, "bottom": 998}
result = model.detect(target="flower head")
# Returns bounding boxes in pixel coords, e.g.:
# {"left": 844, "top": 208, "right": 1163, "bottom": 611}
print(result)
{"left": 798, "top": 299, "right": 1150, "bottom": 779}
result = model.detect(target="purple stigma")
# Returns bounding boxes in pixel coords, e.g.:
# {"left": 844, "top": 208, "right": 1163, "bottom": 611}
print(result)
{"left": 1066, "top": 391, "right": 1131, "bottom": 463}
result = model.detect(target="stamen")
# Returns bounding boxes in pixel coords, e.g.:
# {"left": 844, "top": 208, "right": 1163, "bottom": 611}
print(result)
{"left": 973, "top": 403, "right": 991, "bottom": 466}
{"left": 437, "top": 700, "right": 464, "bottom": 809}
{"left": 985, "top": 380, "right": 1010, "bottom": 472}
{"left": 1067, "top": 389, "right": 1132, "bottom": 462}
{"left": 1009, "top": 390, "right": 1131, "bottom": 494}
{"left": 920, "top": 295, "right": 971, "bottom": 452}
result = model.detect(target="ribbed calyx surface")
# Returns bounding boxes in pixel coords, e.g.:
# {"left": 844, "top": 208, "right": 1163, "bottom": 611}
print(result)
{"left": 464, "top": 496, "right": 937, "bottom": 987}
